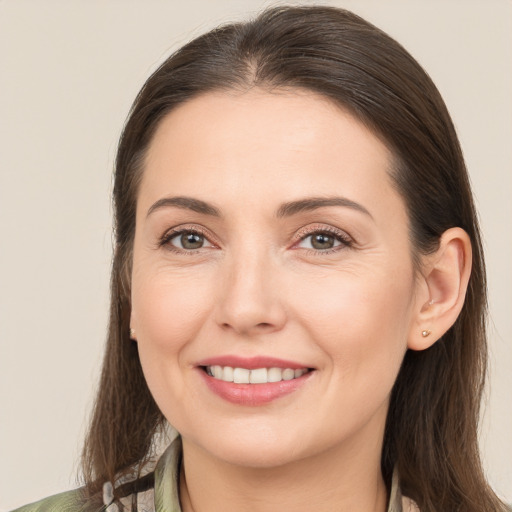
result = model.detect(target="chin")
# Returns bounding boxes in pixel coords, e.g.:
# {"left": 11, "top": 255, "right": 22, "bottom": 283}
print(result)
{"left": 180, "top": 419, "right": 327, "bottom": 469}
{"left": 208, "top": 438, "right": 306, "bottom": 468}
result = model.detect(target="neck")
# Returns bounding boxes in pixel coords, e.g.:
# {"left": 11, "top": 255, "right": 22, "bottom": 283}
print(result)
{"left": 179, "top": 424, "right": 388, "bottom": 512}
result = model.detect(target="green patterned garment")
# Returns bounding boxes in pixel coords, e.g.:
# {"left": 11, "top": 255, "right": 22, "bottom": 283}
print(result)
{"left": 11, "top": 436, "right": 416, "bottom": 511}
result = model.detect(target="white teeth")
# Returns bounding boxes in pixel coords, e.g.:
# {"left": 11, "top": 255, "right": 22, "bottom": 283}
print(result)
{"left": 222, "top": 366, "right": 234, "bottom": 382}
{"left": 282, "top": 368, "right": 295, "bottom": 381}
{"left": 205, "top": 365, "right": 309, "bottom": 384}
{"left": 267, "top": 367, "right": 283, "bottom": 383}
{"left": 233, "top": 368, "right": 250, "bottom": 384}
{"left": 249, "top": 368, "right": 268, "bottom": 384}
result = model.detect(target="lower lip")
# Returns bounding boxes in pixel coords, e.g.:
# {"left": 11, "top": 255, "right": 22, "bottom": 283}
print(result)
{"left": 198, "top": 369, "right": 313, "bottom": 406}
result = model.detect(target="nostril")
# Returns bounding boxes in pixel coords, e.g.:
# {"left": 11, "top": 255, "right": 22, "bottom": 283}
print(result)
{"left": 221, "top": 321, "right": 273, "bottom": 331}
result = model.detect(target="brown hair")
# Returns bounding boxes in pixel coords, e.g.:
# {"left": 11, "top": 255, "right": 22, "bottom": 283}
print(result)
{"left": 81, "top": 6, "right": 506, "bottom": 511}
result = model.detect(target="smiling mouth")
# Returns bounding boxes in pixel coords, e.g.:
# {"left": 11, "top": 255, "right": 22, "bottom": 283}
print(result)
{"left": 202, "top": 365, "right": 313, "bottom": 384}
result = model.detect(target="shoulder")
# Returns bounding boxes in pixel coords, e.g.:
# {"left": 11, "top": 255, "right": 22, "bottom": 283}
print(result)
{"left": 10, "top": 488, "right": 103, "bottom": 512}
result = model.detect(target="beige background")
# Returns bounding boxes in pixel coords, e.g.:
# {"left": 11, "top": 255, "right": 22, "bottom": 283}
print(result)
{"left": 1, "top": 0, "right": 510, "bottom": 509}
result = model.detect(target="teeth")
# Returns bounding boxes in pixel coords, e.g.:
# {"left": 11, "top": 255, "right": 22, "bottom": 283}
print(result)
{"left": 282, "top": 368, "right": 295, "bottom": 381}
{"left": 268, "top": 367, "right": 283, "bottom": 382}
{"left": 223, "top": 366, "right": 234, "bottom": 382}
{"left": 233, "top": 368, "right": 250, "bottom": 384}
{"left": 205, "top": 366, "right": 309, "bottom": 384}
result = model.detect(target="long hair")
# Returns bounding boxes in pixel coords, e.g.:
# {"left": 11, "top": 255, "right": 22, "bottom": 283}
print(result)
{"left": 81, "top": 6, "right": 505, "bottom": 510}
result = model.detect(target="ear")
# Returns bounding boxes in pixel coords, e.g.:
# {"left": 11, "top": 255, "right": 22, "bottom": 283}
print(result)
{"left": 408, "top": 227, "right": 472, "bottom": 351}
{"left": 129, "top": 310, "right": 137, "bottom": 341}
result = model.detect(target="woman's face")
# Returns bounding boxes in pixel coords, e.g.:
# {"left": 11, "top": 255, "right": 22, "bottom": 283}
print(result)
{"left": 131, "top": 89, "right": 423, "bottom": 468}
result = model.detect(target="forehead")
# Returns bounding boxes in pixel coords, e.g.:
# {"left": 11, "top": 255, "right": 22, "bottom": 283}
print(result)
{"left": 140, "top": 89, "right": 402, "bottom": 222}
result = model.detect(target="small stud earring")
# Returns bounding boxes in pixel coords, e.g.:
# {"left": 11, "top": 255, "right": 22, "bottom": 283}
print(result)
{"left": 421, "top": 329, "right": 431, "bottom": 337}
{"left": 130, "top": 328, "right": 136, "bottom": 339}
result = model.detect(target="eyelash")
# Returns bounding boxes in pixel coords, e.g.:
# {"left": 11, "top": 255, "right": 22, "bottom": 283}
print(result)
{"left": 158, "top": 225, "right": 353, "bottom": 256}
{"left": 294, "top": 225, "right": 353, "bottom": 255}
{"left": 158, "top": 226, "right": 213, "bottom": 255}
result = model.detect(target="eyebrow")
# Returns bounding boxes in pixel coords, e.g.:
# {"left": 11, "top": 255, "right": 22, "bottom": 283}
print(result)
{"left": 146, "top": 195, "right": 372, "bottom": 219}
{"left": 147, "top": 196, "right": 222, "bottom": 218}
{"left": 276, "top": 196, "right": 373, "bottom": 219}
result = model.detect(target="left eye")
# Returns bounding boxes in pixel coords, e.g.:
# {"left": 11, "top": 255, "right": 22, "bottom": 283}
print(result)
{"left": 297, "top": 232, "right": 345, "bottom": 251}
{"left": 166, "top": 231, "right": 213, "bottom": 250}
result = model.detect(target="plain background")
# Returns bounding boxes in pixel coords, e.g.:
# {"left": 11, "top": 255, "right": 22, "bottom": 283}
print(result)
{"left": 1, "top": 0, "right": 511, "bottom": 509}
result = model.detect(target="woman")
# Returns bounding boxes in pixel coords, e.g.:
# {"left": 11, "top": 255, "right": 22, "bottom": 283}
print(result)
{"left": 12, "top": 5, "right": 508, "bottom": 512}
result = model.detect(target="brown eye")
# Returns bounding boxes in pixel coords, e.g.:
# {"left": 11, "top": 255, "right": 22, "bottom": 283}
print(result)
{"left": 180, "top": 232, "right": 204, "bottom": 249}
{"left": 310, "top": 233, "right": 335, "bottom": 250}
{"left": 164, "top": 230, "right": 213, "bottom": 251}
{"left": 297, "top": 230, "right": 350, "bottom": 252}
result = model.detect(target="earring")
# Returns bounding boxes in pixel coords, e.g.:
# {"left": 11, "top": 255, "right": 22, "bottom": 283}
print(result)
{"left": 421, "top": 329, "right": 431, "bottom": 337}
{"left": 130, "top": 328, "right": 136, "bottom": 339}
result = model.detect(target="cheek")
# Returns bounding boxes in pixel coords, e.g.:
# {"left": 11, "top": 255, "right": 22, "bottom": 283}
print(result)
{"left": 131, "top": 265, "right": 217, "bottom": 410}
{"left": 133, "top": 267, "right": 214, "bottom": 350}
{"left": 131, "top": 267, "right": 217, "bottom": 421}
{"left": 289, "top": 267, "right": 413, "bottom": 377}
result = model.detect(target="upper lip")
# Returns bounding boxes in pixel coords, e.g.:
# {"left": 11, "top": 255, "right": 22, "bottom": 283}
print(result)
{"left": 196, "top": 355, "right": 312, "bottom": 370}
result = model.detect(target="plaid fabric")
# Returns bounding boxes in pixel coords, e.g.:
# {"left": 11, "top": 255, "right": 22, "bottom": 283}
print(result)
{"left": 12, "top": 436, "right": 414, "bottom": 511}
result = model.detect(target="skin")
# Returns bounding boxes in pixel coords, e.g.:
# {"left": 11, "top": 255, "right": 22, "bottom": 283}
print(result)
{"left": 130, "top": 89, "right": 471, "bottom": 511}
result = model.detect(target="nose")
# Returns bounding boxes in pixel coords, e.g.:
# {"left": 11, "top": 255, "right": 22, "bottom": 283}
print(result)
{"left": 214, "top": 252, "right": 287, "bottom": 337}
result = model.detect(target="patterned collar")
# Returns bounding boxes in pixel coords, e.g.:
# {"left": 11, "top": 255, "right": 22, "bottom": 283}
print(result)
{"left": 108, "top": 436, "right": 418, "bottom": 512}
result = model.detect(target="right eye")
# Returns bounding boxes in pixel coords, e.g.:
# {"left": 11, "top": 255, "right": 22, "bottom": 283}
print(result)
{"left": 161, "top": 229, "right": 214, "bottom": 252}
